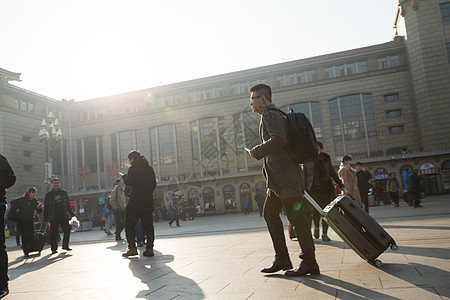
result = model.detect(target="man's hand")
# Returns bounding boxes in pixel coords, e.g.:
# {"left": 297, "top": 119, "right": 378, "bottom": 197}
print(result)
{"left": 244, "top": 147, "right": 255, "bottom": 159}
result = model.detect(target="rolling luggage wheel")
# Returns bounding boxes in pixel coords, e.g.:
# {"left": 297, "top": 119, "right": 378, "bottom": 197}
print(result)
{"left": 390, "top": 244, "right": 399, "bottom": 251}
{"left": 374, "top": 259, "right": 382, "bottom": 267}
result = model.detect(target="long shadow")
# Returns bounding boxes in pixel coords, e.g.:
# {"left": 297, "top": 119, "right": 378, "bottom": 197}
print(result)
{"left": 383, "top": 224, "right": 450, "bottom": 230}
{"left": 107, "top": 243, "right": 204, "bottom": 299}
{"left": 7, "top": 251, "right": 72, "bottom": 281}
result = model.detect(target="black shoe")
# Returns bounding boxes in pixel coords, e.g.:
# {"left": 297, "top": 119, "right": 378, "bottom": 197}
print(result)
{"left": 261, "top": 259, "right": 293, "bottom": 273}
{"left": 62, "top": 247, "right": 72, "bottom": 251}
{"left": 285, "top": 261, "right": 320, "bottom": 276}
{"left": 313, "top": 227, "right": 319, "bottom": 239}
{"left": 52, "top": 250, "right": 58, "bottom": 254}
{"left": 415, "top": 205, "right": 423, "bottom": 208}
{"left": 169, "top": 222, "right": 172, "bottom": 227}
{"left": 322, "top": 234, "right": 331, "bottom": 242}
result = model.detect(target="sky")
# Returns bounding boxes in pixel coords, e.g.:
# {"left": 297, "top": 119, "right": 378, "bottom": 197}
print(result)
{"left": 0, "top": 0, "right": 399, "bottom": 101}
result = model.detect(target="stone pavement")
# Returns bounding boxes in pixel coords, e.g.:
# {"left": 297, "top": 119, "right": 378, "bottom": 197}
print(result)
{"left": 4, "top": 194, "right": 450, "bottom": 299}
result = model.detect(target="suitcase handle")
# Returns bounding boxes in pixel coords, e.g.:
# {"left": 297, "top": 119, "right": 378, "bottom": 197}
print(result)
{"left": 304, "top": 191, "right": 324, "bottom": 217}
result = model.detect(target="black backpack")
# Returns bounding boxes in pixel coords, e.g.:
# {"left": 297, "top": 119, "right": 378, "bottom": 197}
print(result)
{"left": 268, "top": 107, "right": 318, "bottom": 164}
{"left": 7, "top": 197, "right": 21, "bottom": 222}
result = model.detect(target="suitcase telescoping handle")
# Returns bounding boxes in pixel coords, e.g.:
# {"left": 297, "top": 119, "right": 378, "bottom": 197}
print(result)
{"left": 303, "top": 191, "right": 324, "bottom": 217}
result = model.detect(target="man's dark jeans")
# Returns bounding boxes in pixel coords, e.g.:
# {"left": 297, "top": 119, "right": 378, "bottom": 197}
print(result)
{"left": 263, "top": 191, "right": 316, "bottom": 264}
{"left": 125, "top": 208, "right": 154, "bottom": 250}
{"left": 359, "top": 192, "right": 369, "bottom": 213}
{"left": 114, "top": 209, "right": 126, "bottom": 240}
{"left": 0, "top": 204, "right": 9, "bottom": 290}
{"left": 50, "top": 218, "right": 71, "bottom": 251}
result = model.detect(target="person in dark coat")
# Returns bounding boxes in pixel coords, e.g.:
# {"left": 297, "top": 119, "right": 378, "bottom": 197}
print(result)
{"left": 122, "top": 150, "right": 157, "bottom": 258}
{"left": 44, "top": 178, "right": 76, "bottom": 254}
{"left": 355, "top": 162, "right": 372, "bottom": 213}
{"left": 0, "top": 154, "right": 16, "bottom": 298}
{"left": 254, "top": 192, "right": 265, "bottom": 217}
{"left": 408, "top": 168, "right": 423, "bottom": 208}
{"left": 245, "top": 84, "right": 318, "bottom": 277}
{"left": 15, "top": 187, "right": 42, "bottom": 256}
{"left": 304, "top": 142, "right": 345, "bottom": 242}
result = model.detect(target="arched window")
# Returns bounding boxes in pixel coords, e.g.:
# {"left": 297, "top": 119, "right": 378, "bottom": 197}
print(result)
{"left": 223, "top": 185, "right": 236, "bottom": 209}
{"left": 202, "top": 187, "right": 215, "bottom": 212}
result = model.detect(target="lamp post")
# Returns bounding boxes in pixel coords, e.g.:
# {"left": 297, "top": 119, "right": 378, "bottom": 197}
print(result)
{"left": 38, "top": 111, "right": 63, "bottom": 184}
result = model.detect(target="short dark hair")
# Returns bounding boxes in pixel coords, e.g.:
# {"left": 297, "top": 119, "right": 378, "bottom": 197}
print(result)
{"left": 51, "top": 177, "right": 60, "bottom": 183}
{"left": 356, "top": 162, "right": 363, "bottom": 166}
{"left": 317, "top": 141, "right": 323, "bottom": 150}
{"left": 128, "top": 150, "right": 141, "bottom": 161}
{"left": 115, "top": 178, "right": 122, "bottom": 184}
{"left": 249, "top": 84, "right": 272, "bottom": 102}
{"left": 341, "top": 155, "right": 352, "bottom": 163}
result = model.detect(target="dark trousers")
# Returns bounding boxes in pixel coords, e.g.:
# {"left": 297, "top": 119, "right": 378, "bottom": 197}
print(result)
{"left": 114, "top": 209, "right": 126, "bottom": 239}
{"left": 359, "top": 192, "right": 369, "bottom": 213}
{"left": 50, "top": 219, "right": 71, "bottom": 251}
{"left": 412, "top": 193, "right": 421, "bottom": 207}
{"left": 390, "top": 192, "right": 399, "bottom": 206}
{"left": 125, "top": 208, "right": 154, "bottom": 250}
{"left": 263, "top": 191, "right": 316, "bottom": 264}
{"left": 169, "top": 209, "right": 179, "bottom": 226}
{"left": 17, "top": 220, "right": 34, "bottom": 254}
{"left": 0, "top": 205, "right": 8, "bottom": 290}
{"left": 135, "top": 219, "right": 144, "bottom": 243}
{"left": 310, "top": 190, "right": 331, "bottom": 235}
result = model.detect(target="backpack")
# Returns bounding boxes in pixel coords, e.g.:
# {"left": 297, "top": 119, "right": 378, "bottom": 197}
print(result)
{"left": 7, "top": 198, "right": 21, "bottom": 222}
{"left": 267, "top": 107, "right": 318, "bottom": 164}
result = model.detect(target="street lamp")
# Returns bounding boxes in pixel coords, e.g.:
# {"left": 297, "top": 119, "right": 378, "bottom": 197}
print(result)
{"left": 38, "top": 111, "right": 63, "bottom": 184}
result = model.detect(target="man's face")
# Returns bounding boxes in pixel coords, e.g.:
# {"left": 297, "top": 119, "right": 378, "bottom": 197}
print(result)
{"left": 117, "top": 179, "right": 124, "bottom": 187}
{"left": 249, "top": 92, "right": 266, "bottom": 115}
{"left": 51, "top": 180, "right": 60, "bottom": 190}
{"left": 355, "top": 165, "right": 361, "bottom": 171}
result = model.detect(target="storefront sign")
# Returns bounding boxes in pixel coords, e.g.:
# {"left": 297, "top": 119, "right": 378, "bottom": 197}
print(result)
{"left": 374, "top": 167, "right": 389, "bottom": 180}
{"left": 420, "top": 162, "right": 437, "bottom": 175}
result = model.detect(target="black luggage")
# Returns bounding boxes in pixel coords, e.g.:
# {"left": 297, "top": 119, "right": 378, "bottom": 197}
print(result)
{"left": 304, "top": 192, "right": 398, "bottom": 267}
{"left": 28, "top": 222, "right": 47, "bottom": 254}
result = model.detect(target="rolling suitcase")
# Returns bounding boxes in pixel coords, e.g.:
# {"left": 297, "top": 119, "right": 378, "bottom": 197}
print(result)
{"left": 304, "top": 192, "right": 398, "bottom": 267}
{"left": 27, "top": 222, "right": 48, "bottom": 254}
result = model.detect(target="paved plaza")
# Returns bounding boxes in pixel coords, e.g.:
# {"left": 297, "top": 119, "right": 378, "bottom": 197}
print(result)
{"left": 4, "top": 194, "right": 450, "bottom": 299}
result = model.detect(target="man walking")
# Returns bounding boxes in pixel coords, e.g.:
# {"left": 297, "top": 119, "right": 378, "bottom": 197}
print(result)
{"left": 44, "top": 178, "right": 76, "bottom": 254}
{"left": 355, "top": 162, "right": 372, "bottom": 213}
{"left": 110, "top": 178, "right": 127, "bottom": 241}
{"left": 245, "top": 84, "right": 318, "bottom": 276}
{"left": 1, "top": 154, "right": 16, "bottom": 298}
{"left": 122, "top": 150, "right": 157, "bottom": 257}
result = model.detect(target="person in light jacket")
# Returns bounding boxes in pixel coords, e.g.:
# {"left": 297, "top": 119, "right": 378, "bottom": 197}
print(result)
{"left": 338, "top": 155, "right": 362, "bottom": 206}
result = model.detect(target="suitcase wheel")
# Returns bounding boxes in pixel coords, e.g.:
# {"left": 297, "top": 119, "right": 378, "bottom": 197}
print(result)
{"left": 390, "top": 244, "right": 399, "bottom": 251}
{"left": 374, "top": 259, "right": 382, "bottom": 267}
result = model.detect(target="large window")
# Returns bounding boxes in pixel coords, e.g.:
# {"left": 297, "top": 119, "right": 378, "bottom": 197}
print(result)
{"left": 386, "top": 109, "right": 401, "bottom": 118}
{"left": 149, "top": 124, "right": 184, "bottom": 165}
{"left": 384, "top": 93, "right": 399, "bottom": 102}
{"left": 440, "top": 2, "right": 450, "bottom": 21}
{"left": 111, "top": 130, "right": 143, "bottom": 172}
{"left": 230, "top": 79, "right": 268, "bottom": 95}
{"left": 329, "top": 94, "right": 377, "bottom": 141}
{"left": 323, "top": 60, "right": 368, "bottom": 79}
{"left": 388, "top": 125, "right": 404, "bottom": 135}
{"left": 233, "top": 110, "right": 260, "bottom": 173}
{"left": 77, "top": 136, "right": 103, "bottom": 173}
{"left": 377, "top": 55, "right": 400, "bottom": 69}
{"left": 223, "top": 185, "right": 236, "bottom": 210}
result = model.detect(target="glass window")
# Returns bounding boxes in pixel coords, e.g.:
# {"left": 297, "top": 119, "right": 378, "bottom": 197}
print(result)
{"left": 20, "top": 100, "right": 27, "bottom": 111}
{"left": 164, "top": 96, "right": 174, "bottom": 106}
{"left": 384, "top": 93, "right": 399, "bottom": 102}
{"left": 28, "top": 102, "right": 35, "bottom": 113}
{"left": 187, "top": 92, "right": 196, "bottom": 102}
{"left": 286, "top": 73, "right": 296, "bottom": 85}
{"left": 346, "top": 63, "right": 356, "bottom": 75}
{"left": 205, "top": 89, "right": 213, "bottom": 100}
{"left": 230, "top": 84, "right": 239, "bottom": 95}
{"left": 223, "top": 185, "right": 236, "bottom": 209}
{"left": 240, "top": 82, "right": 249, "bottom": 94}
{"left": 24, "top": 165, "right": 33, "bottom": 171}
{"left": 23, "top": 150, "right": 32, "bottom": 157}
{"left": 378, "top": 57, "right": 388, "bottom": 69}
{"left": 83, "top": 136, "right": 101, "bottom": 173}
{"left": 335, "top": 65, "right": 345, "bottom": 76}
{"left": 202, "top": 187, "right": 215, "bottom": 211}
{"left": 174, "top": 95, "right": 182, "bottom": 105}
{"left": 389, "top": 55, "right": 400, "bottom": 67}
{"left": 149, "top": 128, "right": 158, "bottom": 165}
{"left": 118, "top": 130, "right": 142, "bottom": 171}
{"left": 386, "top": 109, "right": 401, "bottom": 118}
{"left": 388, "top": 126, "right": 404, "bottom": 134}
{"left": 307, "top": 70, "right": 316, "bottom": 81}
{"left": 23, "top": 136, "right": 32, "bottom": 142}
{"left": 158, "top": 125, "right": 176, "bottom": 164}
{"left": 357, "top": 61, "right": 368, "bottom": 73}
{"left": 440, "top": 2, "right": 450, "bottom": 21}
{"left": 215, "top": 87, "right": 223, "bottom": 97}
{"left": 324, "top": 67, "right": 334, "bottom": 79}
{"left": 197, "top": 90, "right": 205, "bottom": 101}
{"left": 296, "top": 72, "right": 307, "bottom": 84}
{"left": 276, "top": 76, "right": 285, "bottom": 87}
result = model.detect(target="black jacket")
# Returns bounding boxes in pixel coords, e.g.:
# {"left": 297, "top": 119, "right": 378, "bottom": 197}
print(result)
{"left": 126, "top": 156, "right": 156, "bottom": 212}
{"left": 44, "top": 189, "right": 75, "bottom": 221}
{"left": 408, "top": 172, "right": 423, "bottom": 194}
{"left": 15, "top": 197, "right": 42, "bottom": 221}
{"left": 356, "top": 170, "right": 372, "bottom": 194}
{"left": 304, "top": 152, "right": 344, "bottom": 192}
{"left": 0, "top": 154, "right": 16, "bottom": 203}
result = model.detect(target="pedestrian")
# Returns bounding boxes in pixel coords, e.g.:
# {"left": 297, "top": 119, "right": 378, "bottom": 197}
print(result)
{"left": 110, "top": 178, "right": 127, "bottom": 241}
{"left": 355, "top": 162, "right": 372, "bottom": 213}
{"left": 122, "top": 150, "right": 157, "bottom": 258}
{"left": 388, "top": 172, "right": 400, "bottom": 207}
{"left": 304, "top": 142, "right": 345, "bottom": 242}
{"left": 408, "top": 168, "right": 423, "bottom": 208}
{"left": 242, "top": 196, "right": 250, "bottom": 215}
{"left": 102, "top": 194, "right": 113, "bottom": 236}
{"left": 168, "top": 194, "right": 180, "bottom": 227}
{"left": 373, "top": 180, "right": 383, "bottom": 206}
{"left": 255, "top": 192, "right": 265, "bottom": 217}
{"left": 0, "top": 154, "right": 16, "bottom": 299}
{"left": 338, "top": 155, "right": 362, "bottom": 206}
{"left": 14, "top": 187, "right": 43, "bottom": 256}
{"left": 44, "top": 178, "right": 76, "bottom": 254}
{"left": 403, "top": 168, "right": 414, "bottom": 206}
{"left": 245, "top": 84, "right": 318, "bottom": 276}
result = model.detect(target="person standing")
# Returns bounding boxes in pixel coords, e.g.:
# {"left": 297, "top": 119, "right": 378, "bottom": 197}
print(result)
{"left": 15, "top": 187, "right": 42, "bottom": 256}
{"left": 388, "top": 173, "right": 400, "bottom": 207}
{"left": 355, "top": 162, "right": 372, "bottom": 213}
{"left": 245, "top": 84, "right": 318, "bottom": 277}
{"left": 338, "top": 156, "right": 362, "bottom": 206}
{"left": 44, "top": 178, "right": 76, "bottom": 254}
{"left": 304, "top": 142, "right": 345, "bottom": 242}
{"left": 102, "top": 194, "right": 114, "bottom": 236}
{"left": 0, "top": 154, "right": 16, "bottom": 298}
{"left": 255, "top": 192, "right": 265, "bottom": 217}
{"left": 403, "top": 168, "right": 413, "bottom": 206}
{"left": 242, "top": 196, "right": 250, "bottom": 215}
{"left": 408, "top": 168, "right": 423, "bottom": 208}
{"left": 122, "top": 150, "right": 157, "bottom": 258}
{"left": 168, "top": 194, "right": 180, "bottom": 227}
{"left": 110, "top": 178, "right": 127, "bottom": 241}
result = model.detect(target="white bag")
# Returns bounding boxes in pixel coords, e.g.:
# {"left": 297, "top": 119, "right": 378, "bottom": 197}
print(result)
{"left": 69, "top": 216, "right": 80, "bottom": 232}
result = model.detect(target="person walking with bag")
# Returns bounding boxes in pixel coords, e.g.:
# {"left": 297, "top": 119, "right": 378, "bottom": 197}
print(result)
{"left": 338, "top": 156, "right": 362, "bottom": 206}
{"left": 245, "top": 84, "right": 318, "bottom": 277}
{"left": 14, "top": 187, "right": 42, "bottom": 256}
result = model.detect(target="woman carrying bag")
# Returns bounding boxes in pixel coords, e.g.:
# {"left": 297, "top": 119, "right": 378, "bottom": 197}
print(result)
{"left": 15, "top": 187, "right": 42, "bottom": 256}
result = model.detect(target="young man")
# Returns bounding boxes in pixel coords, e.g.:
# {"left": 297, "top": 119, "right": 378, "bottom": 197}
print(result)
{"left": 0, "top": 154, "right": 16, "bottom": 298}
{"left": 355, "top": 162, "right": 372, "bottom": 213}
{"left": 122, "top": 150, "right": 157, "bottom": 257}
{"left": 245, "top": 84, "right": 318, "bottom": 276}
{"left": 44, "top": 178, "right": 76, "bottom": 254}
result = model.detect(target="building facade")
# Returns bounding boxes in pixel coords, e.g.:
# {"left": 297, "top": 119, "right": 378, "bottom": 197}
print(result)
{"left": 1, "top": 0, "right": 450, "bottom": 218}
